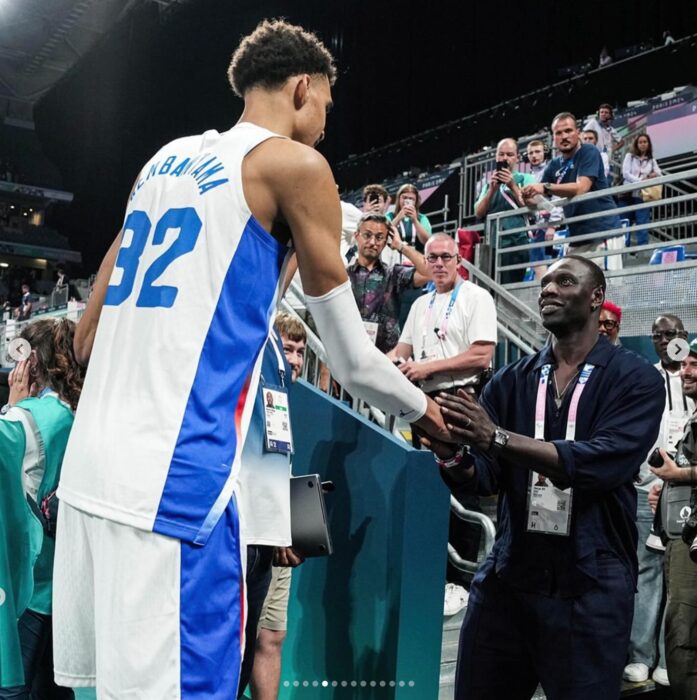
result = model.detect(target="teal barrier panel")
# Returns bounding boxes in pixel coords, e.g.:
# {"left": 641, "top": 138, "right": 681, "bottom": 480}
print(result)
{"left": 278, "top": 381, "right": 451, "bottom": 699}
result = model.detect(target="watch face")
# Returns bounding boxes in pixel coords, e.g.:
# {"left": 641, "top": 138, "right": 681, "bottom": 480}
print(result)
{"left": 494, "top": 429, "right": 509, "bottom": 447}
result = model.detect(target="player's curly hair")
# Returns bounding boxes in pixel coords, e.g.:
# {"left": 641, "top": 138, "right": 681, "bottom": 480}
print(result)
{"left": 20, "top": 317, "right": 85, "bottom": 411}
{"left": 228, "top": 19, "right": 336, "bottom": 97}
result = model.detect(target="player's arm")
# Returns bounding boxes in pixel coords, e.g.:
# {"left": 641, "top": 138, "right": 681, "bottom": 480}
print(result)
{"left": 73, "top": 232, "right": 121, "bottom": 366}
{"left": 268, "top": 144, "right": 450, "bottom": 440}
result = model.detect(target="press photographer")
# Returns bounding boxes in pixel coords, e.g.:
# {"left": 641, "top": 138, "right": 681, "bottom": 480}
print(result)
{"left": 648, "top": 337, "right": 697, "bottom": 699}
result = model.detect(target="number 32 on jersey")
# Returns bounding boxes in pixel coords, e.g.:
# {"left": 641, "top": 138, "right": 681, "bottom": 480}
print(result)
{"left": 105, "top": 207, "right": 201, "bottom": 308}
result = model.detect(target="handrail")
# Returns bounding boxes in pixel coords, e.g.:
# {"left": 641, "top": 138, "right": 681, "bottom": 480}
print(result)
{"left": 448, "top": 496, "right": 497, "bottom": 575}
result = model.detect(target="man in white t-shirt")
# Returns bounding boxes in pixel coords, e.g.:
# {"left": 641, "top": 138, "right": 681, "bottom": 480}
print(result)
{"left": 583, "top": 103, "right": 624, "bottom": 175}
{"left": 388, "top": 234, "right": 497, "bottom": 397}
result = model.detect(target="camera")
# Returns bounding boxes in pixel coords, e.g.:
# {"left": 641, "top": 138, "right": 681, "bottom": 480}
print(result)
{"left": 682, "top": 487, "right": 697, "bottom": 562}
{"left": 648, "top": 447, "right": 664, "bottom": 468}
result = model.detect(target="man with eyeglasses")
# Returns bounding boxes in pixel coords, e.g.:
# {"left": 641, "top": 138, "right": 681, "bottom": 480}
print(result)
{"left": 598, "top": 300, "right": 622, "bottom": 345}
{"left": 347, "top": 213, "right": 431, "bottom": 353}
{"left": 625, "top": 315, "right": 696, "bottom": 686}
{"left": 389, "top": 233, "right": 496, "bottom": 395}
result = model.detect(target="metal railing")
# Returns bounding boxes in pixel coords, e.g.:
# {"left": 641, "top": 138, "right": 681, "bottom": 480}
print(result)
{"left": 484, "top": 166, "right": 697, "bottom": 285}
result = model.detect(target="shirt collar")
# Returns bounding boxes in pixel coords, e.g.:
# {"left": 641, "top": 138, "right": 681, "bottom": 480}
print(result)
{"left": 533, "top": 334, "right": 614, "bottom": 370}
{"left": 349, "top": 257, "right": 387, "bottom": 274}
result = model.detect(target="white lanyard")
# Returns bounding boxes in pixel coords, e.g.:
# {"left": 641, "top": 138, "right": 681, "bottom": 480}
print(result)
{"left": 421, "top": 283, "right": 462, "bottom": 357}
{"left": 535, "top": 363, "right": 595, "bottom": 441}
{"left": 268, "top": 333, "right": 286, "bottom": 388}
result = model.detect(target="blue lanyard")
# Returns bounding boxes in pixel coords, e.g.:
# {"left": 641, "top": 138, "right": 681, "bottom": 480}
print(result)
{"left": 421, "top": 282, "right": 462, "bottom": 358}
{"left": 554, "top": 155, "right": 576, "bottom": 184}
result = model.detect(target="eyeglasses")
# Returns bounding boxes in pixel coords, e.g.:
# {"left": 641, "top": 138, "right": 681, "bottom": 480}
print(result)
{"left": 651, "top": 329, "right": 685, "bottom": 341}
{"left": 599, "top": 319, "right": 619, "bottom": 330}
{"left": 426, "top": 253, "right": 457, "bottom": 263}
{"left": 359, "top": 232, "right": 386, "bottom": 243}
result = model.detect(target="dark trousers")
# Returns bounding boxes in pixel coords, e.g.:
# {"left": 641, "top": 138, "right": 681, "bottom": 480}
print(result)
{"left": 665, "top": 539, "right": 697, "bottom": 699}
{"left": 455, "top": 556, "right": 634, "bottom": 700}
{"left": 236, "top": 545, "right": 275, "bottom": 699}
{"left": 0, "top": 610, "right": 73, "bottom": 699}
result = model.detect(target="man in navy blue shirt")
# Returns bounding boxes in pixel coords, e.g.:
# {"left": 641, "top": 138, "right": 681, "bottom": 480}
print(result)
{"left": 523, "top": 113, "right": 621, "bottom": 252}
{"left": 425, "top": 255, "right": 664, "bottom": 700}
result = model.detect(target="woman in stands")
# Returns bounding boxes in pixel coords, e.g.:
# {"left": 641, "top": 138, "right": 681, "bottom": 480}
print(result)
{"left": 622, "top": 133, "right": 661, "bottom": 249}
{"left": 386, "top": 183, "right": 432, "bottom": 254}
{"left": 0, "top": 318, "right": 84, "bottom": 699}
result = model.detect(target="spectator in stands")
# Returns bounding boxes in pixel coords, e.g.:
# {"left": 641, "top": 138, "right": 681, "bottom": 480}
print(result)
{"left": 647, "top": 338, "right": 697, "bottom": 699}
{"left": 598, "top": 300, "right": 622, "bottom": 345}
{"left": 475, "top": 138, "right": 536, "bottom": 284}
{"left": 522, "top": 112, "right": 621, "bottom": 255}
{"left": 236, "top": 313, "right": 307, "bottom": 698}
{"left": 388, "top": 233, "right": 496, "bottom": 400}
{"left": 386, "top": 183, "right": 431, "bottom": 254}
{"left": 581, "top": 128, "right": 611, "bottom": 176}
{"left": 362, "top": 184, "right": 390, "bottom": 215}
{"left": 624, "top": 314, "right": 693, "bottom": 688}
{"left": 248, "top": 313, "right": 306, "bottom": 700}
{"left": 0, "top": 318, "right": 84, "bottom": 699}
{"left": 583, "top": 104, "right": 624, "bottom": 169}
{"left": 348, "top": 213, "right": 430, "bottom": 353}
{"left": 386, "top": 183, "right": 432, "bottom": 325}
{"left": 526, "top": 140, "right": 559, "bottom": 279}
{"left": 14, "top": 283, "right": 32, "bottom": 321}
{"left": 425, "top": 255, "right": 664, "bottom": 700}
{"left": 622, "top": 134, "right": 661, "bottom": 249}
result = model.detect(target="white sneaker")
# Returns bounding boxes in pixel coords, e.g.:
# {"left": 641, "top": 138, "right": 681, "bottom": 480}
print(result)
{"left": 444, "top": 583, "right": 468, "bottom": 616}
{"left": 623, "top": 663, "right": 649, "bottom": 682}
{"left": 652, "top": 667, "right": 670, "bottom": 686}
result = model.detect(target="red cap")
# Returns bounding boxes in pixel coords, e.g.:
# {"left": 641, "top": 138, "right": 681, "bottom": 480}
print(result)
{"left": 601, "top": 300, "right": 622, "bottom": 321}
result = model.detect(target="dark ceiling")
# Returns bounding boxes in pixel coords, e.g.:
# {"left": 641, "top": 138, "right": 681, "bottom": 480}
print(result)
{"left": 32, "top": 0, "right": 697, "bottom": 271}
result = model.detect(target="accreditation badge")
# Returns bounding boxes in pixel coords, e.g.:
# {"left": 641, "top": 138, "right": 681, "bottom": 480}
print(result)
{"left": 264, "top": 387, "right": 293, "bottom": 454}
{"left": 667, "top": 414, "right": 689, "bottom": 453}
{"left": 526, "top": 470, "right": 572, "bottom": 536}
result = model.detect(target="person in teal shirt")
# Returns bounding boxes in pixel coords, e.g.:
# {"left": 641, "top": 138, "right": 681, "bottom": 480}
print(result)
{"left": 0, "top": 318, "right": 85, "bottom": 698}
{"left": 475, "top": 138, "right": 536, "bottom": 285}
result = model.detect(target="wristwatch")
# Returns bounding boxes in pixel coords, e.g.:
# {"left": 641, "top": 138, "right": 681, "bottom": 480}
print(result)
{"left": 543, "top": 182, "right": 553, "bottom": 195}
{"left": 489, "top": 427, "right": 510, "bottom": 454}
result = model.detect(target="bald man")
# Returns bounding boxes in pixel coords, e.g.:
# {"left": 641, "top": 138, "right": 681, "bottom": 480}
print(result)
{"left": 475, "top": 138, "right": 537, "bottom": 284}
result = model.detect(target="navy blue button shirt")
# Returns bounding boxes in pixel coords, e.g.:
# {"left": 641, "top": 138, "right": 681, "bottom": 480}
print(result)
{"left": 471, "top": 335, "right": 664, "bottom": 597}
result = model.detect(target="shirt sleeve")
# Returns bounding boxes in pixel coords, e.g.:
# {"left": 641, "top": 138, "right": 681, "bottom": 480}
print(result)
{"left": 622, "top": 154, "right": 641, "bottom": 183}
{"left": 553, "top": 365, "right": 665, "bottom": 492}
{"left": 541, "top": 161, "right": 555, "bottom": 183}
{"left": 418, "top": 213, "right": 432, "bottom": 235}
{"left": 652, "top": 158, "right": 662, "bottom": 176}
{"left": 465, "top": 288, "right": 497, "bottom": 344}
{"left": 475, "top": 182, "right": 490, "bottom": 207}
{"left": 575, "top": 146, "right": 601, "bottom": 182}
{"left": 398, "top": 301, "right": 417, "bottom": 347}
{"left": 394, "top": 265, "right": 416, "bottom": 292}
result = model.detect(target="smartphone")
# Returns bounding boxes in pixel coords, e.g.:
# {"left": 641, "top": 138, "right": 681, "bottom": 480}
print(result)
{"left": 648, "top": 447, "right": 664, "bottom": 468}
{"left": 368, "top": 193, "right": 380, "bottom": 204}
{"left": 495, "top": 161, "right": 507, "bottom": 172}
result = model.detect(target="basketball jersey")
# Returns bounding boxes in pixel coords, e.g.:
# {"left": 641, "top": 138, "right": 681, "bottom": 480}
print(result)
{"left": 58, "top": 122, "right": 291, "bottom": 545}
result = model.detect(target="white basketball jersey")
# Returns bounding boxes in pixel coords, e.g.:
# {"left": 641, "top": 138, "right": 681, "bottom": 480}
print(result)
{"left": 58, "top": 123, "right": 291, "bottom": 545}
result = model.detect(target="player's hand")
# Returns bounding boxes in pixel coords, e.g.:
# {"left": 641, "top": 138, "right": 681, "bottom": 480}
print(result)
{"left": 274, "top": 547, "right": 305, "bottom": 568}
{"left": 398, "top": 359, "right": 432, "bottom": 383}
{"left": 436, "top": 389, "right": 496, "bottom": 452}
{"left": 414, "top": 396, "right": 455, "bottom": 444}
{"left": 420, "top": 434, "right": 457, "bottom": 461}
{"left": 522, "top": 183, "right": 544, "bottom": 199}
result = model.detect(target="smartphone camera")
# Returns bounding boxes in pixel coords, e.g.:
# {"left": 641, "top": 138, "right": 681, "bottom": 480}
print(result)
{"left": 495, "top": 161, "right": 507, "bottom": 172}
{"left": 648, "top": 447, "right": 664, "bottom": 468}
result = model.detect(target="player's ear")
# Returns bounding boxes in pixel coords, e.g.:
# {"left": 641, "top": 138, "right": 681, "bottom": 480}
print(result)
{"left": 293, "top": 74, "right": 311, "bottom": 110}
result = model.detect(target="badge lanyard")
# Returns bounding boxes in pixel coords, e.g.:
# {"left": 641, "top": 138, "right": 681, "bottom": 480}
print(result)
{"left": 554, "top": 156, "right": 575, "bottom": 184}
{"left": 527, "top": 362, "right": 594, "bottom": 536}
{"left": 421, "top": 282, "right": 462, "bottom": 358}
{"left": 665, "top": 370, "right": 688, "bottom": 413}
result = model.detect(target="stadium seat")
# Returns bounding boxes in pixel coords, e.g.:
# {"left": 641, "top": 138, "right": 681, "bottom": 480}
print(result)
{"left": 649, "top": 245, "right": 685, "bottom": 265}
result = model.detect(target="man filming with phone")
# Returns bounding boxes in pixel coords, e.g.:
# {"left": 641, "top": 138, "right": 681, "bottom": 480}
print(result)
{"left": 475, "top": 138, "right": 536, "bottom": 284}
{"left": 647, "top": 337, "right": 697, "bottom": 699}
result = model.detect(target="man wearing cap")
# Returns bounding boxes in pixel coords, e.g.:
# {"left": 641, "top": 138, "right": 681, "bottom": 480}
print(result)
{"left": 424, "top": 255, "right": 664, "bottom": 699}
{"left": 624, "top": 315, "right": 695, "bottom": 686}
{"left": 647, "top": 336, "right": 697, "bottom": 699}
{"left": 598, "top": 301, "right": 622, "bottom": 345}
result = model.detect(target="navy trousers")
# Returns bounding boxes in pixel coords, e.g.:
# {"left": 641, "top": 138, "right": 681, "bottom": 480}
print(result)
{"left": 455, "top": 555, "right": 634, "bottom": 700}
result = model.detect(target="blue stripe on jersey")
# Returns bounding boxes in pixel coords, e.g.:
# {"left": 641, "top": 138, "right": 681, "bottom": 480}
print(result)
{"left": 153, "top": 215, "right": 287, "bottom": 543}
{"left": 180, "top": 497, "right": 243, "bottom": 698}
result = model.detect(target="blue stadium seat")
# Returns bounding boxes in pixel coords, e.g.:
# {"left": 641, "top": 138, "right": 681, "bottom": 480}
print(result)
{"left": 649, "top": 245, "right": 685, "bottom": 265}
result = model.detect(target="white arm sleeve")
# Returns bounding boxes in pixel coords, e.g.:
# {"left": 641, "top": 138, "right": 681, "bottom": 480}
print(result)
{"left": 305, "top": 281, "right": 427, "bottom": 421}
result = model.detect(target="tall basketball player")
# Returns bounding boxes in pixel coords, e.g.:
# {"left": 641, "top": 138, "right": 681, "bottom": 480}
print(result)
{"left": 52, "top": 19, "right": 451, "bottom": 698}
